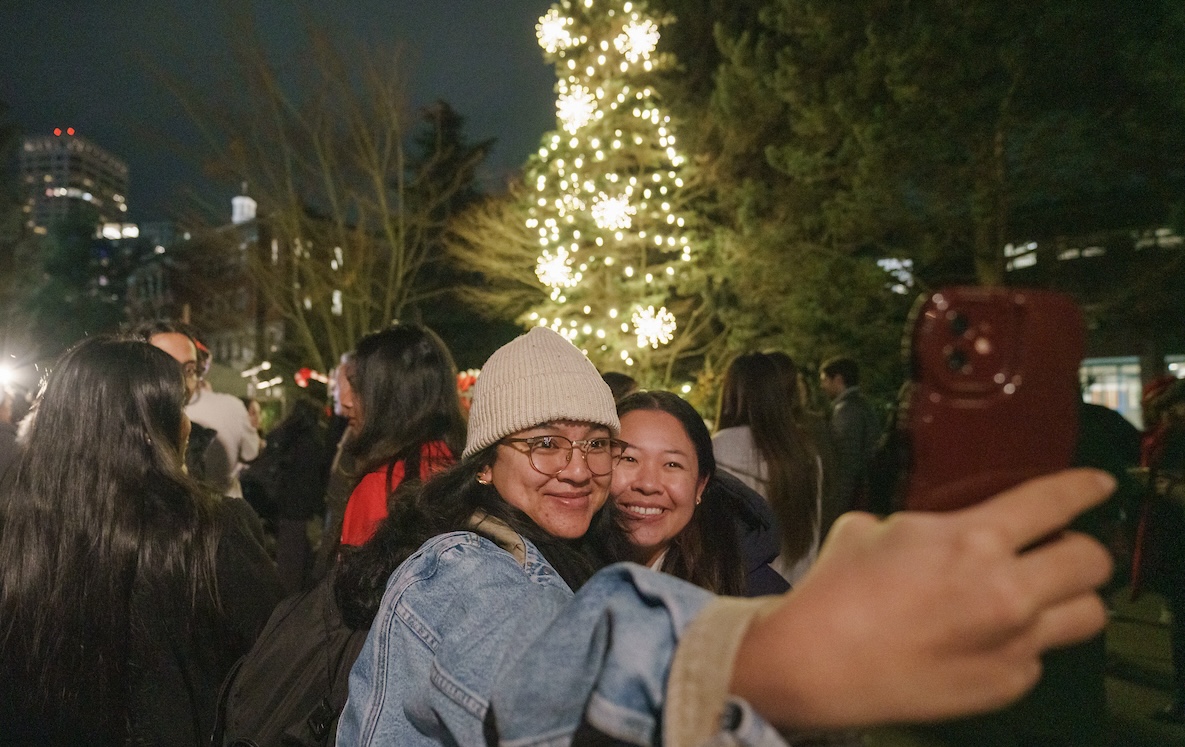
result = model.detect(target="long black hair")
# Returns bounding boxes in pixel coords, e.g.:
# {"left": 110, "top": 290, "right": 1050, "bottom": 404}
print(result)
{"left": 616, "top": 390, "right": 747, "bottom": 596}
{"left": 344, "top": 323, "right": 466, "bottom": 482}
{"left": 335, "top": 445, "right": 631, "bottom": 630}
{"left": 717, "top": 352, "right": 820, "bottom": 564}
{"left": 0, "top": 336, "right": 221, "bottom": 742}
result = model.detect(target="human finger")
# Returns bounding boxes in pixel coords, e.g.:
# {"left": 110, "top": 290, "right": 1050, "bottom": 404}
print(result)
{"left": 1014, "top": 531, "right": 1113, "bottom": 609}
{"left": 960, "top": 469, "right": 1115, "bottom": 550}
{"left": 1029, "top": 592, "right": 1109, "bottom": 653}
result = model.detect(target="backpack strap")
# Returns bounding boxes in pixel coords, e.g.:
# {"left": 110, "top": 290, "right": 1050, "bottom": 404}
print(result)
{"left": 276, "top": 576, "right": 368, "bottom": 746}
{"left": 211, "top": 655, "right": 246, "bottom": 746}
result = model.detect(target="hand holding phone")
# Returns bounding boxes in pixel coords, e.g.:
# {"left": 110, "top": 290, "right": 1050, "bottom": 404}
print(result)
{"left": 899, "top": 287, "right": 1085, "bottom": 512}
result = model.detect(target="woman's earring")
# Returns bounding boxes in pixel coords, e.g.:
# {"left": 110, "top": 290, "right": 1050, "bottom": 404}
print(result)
{"left": 477, "top": 475, "right": 491, "bottom": 486}
{"left": 695, "top": 497, "right": 702, "bottom": 505}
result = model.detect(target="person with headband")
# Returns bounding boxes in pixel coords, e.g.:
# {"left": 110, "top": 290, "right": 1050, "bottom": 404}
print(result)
{"left": 336, "top": 326, "right": 1114, "bottom": 746}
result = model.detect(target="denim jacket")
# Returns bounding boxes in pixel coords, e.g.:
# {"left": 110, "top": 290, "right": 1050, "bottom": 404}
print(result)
{"left": 337, "top": 514, "right": 789, "bottom": 746}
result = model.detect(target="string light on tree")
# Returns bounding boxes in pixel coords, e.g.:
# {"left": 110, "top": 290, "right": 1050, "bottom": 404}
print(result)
{"left": 521, "top": 0, "right": 696, "bottom": 373}
{"left": 537, "top": 8, "right": 577, "bottom": 54}
{"left": 536, "top": 247, "right": 581, "bottom": 288}
{"left": 631, "top": 305, "right": 676, "bottom": 348}
{"left": 591, "top": 193, "right": 635, "bottom": 230}
{"left": 614, "top": 20, "right": 660, "bottom": 62}
{"left": 557, "top": 86, "right": 597, "bottom": 134}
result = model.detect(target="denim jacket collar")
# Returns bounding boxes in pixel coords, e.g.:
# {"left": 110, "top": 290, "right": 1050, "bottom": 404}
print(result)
{"left": 467, "top": 510, "right": 527, "bottom": 566}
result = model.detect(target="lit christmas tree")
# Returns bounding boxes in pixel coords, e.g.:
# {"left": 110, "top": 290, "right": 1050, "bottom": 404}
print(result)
{"left": 524, "top": 0, "right": 695, "bottom": 373}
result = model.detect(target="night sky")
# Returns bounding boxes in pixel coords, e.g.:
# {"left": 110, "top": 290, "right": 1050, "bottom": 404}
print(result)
{"left": 0, "top": 1, "right": 557, "bottom": 223}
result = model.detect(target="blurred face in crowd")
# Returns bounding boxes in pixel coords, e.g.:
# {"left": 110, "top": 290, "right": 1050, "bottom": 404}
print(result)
{"left": 479, "top": 420, "right": 613, "bottom": 540}
{"left": 820, "top": 371, "right": 845, "bottom": 400}
{"left": 336, "top": 363, "right": 359, "bottom": 430}
{"left": 149, "top": 332, "right": 200, "bottom": 402}
{"left": 611, "top": 409, "right": 706, "bottom": 566}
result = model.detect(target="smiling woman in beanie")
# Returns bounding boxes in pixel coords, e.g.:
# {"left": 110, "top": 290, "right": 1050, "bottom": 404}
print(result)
{"left": 335, "top": 327, "right": 1116, "bottom": 746}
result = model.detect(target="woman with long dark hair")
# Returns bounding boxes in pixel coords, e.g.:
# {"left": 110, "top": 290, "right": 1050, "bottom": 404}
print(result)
{"left": 0, "top": 336, "right": 281, "bottom": 745}
{"left": 612, "top": 389, "right": 786, "bottom": 596}
{"left": 335, "top": 327, "right": 1112, "bottom": 746}
{"left": 337, "top": 323, "right": 467, "bottom": 547}
{"left": 714, "top": 351, "right": 823, "bottom": 584}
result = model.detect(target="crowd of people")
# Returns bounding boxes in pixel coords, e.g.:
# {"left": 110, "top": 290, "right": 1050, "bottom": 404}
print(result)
{"left": 0, "top": 316, "right": 1169, "bottom": 746}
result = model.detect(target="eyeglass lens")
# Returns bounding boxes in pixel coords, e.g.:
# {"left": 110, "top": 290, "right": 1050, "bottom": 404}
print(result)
{"left": 528, "top": 436, "right": 619, "bottom": 476}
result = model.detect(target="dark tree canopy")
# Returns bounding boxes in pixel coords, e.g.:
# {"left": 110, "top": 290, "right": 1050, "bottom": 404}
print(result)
{"left": 638, "top": 0, "right": 1185, "bottom": 401}
{"left": 700, "top": 0, "right": 1185, "bottom": 284}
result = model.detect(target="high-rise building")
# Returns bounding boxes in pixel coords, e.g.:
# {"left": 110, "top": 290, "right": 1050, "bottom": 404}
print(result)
{"left": 19, "top": 128, "right": 129, "bottom": 234}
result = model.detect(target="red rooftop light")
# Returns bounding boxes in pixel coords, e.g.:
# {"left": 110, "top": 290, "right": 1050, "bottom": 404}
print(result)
{"left": 66, "top": 127, "right": 75, "bottom": 136}
{"left": 53, "top": 128, "right": 62, "bottom": 136}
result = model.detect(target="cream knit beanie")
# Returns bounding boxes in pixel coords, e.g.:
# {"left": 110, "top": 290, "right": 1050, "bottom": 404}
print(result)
{"left": 463, "top": 327, "right": 619, "bottom": 458}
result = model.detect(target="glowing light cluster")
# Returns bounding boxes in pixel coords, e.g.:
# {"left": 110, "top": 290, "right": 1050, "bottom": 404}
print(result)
{"left": 536, "top": 247, "right": 580, "bottom": 288}
{"left": 631, "top": 305, "right": 677, "bottom": 348}
{"left": 561, "top": 193, "right": 587, "bottom": 213}
{"left": 525, "top": 0, "right": 695, "bottom": 365}
{"left": 557, "top": 86, "right": 597, "bottom": 134}
{"left": 591, "top": 193, "right": 635, "bottom": 230}
{"left": 537, "top": 8, "right": 575, "bottom": 53}
{"left": 614, "top": 20, "right": 660, "bottom": 63}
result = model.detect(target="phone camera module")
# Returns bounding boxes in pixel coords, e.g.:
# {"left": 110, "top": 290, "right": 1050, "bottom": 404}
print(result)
{"left": 946, "top": 348, "right": 969, "bottom": 372}
{"left": 948, "top": 312, "right": 970, "bottom": 337}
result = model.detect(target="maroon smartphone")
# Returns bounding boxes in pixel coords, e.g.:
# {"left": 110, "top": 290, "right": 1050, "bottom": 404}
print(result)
{"left": 898, "top": 287, "right": 1084, "bottom": 512}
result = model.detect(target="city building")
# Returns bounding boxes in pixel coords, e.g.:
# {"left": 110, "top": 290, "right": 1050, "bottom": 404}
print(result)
{"left": 1005, "top": 225, "right": 1185, "bottom": 428}
{"left": 123, "top": 188, "right": 284, "bottom": 397}
{"left": 19, "top": 128, "right": 129, "bottom": 234}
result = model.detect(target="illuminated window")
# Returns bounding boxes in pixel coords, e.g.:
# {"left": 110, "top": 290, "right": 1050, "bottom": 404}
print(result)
{"left": 1080, "top": 357, "right": 1143, "bottom": 429}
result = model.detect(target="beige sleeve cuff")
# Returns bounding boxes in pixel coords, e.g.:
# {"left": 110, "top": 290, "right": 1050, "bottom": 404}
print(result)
{"left": 664, "top": 595, "right": 783, "bottom": 746}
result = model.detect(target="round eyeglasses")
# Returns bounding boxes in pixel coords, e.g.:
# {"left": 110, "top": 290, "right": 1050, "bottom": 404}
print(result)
{"left": 500, "top": 435, "right": 625, "bottom": 477}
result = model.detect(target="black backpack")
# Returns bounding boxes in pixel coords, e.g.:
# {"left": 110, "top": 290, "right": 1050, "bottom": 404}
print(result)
{"left": 212, "top": 574, "right": 368, "bottom": 747}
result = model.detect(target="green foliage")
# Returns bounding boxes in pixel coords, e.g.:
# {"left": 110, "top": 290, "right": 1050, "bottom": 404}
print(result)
{"left": 460, "top": 0, "right": 1185, "bottom": 400}
{"left": 645, "top": 0, "right": 1185, "bottom": 401}
{"left": 8, "top": 214, "right": 155, "bottom": 358}
{"left": 711, "top": 0, "right": 1185, "bottom": 280}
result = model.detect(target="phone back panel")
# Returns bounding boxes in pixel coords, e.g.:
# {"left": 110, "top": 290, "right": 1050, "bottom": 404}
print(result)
{"left": 900, "top": 287, "right": 1084, "bottom": 512}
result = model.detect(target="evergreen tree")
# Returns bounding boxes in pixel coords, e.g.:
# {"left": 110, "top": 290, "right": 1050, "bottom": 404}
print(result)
{"left": 10, "top": 213, "right": 153, "bottom": 357}
{"left": 706, "top": 0, "right": 1185, "bottom": 287}
{"left": 524, "top": 0, "right": 699, "bottom": 377}
{"left": 633, "top": 0, "right": 1185, "bottom": 402}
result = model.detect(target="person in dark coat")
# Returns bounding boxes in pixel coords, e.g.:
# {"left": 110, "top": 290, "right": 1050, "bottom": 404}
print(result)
{"left": 251, "top": 396, "right": 330, "bottom": 594}
{"left": 820, "top": 355, "right": 881, "bottom": 513}
{"left": 0, "top": 336, "right": 282, "bottom": 745}
{"left": 1135, "top": 377, "right": 1185, "bottom": 723}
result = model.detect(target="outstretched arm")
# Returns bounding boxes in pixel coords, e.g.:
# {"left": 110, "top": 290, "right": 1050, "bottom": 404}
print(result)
{"left": 730, "top": 468, "right": 1114, "bottom": 730}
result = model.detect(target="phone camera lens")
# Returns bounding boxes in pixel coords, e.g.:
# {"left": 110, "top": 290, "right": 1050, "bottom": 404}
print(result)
{"left": 949, "top": 312, "right": 970, "bottom": 336}
{"left": 946, "top": 348, "right": 968, "bottom": 372}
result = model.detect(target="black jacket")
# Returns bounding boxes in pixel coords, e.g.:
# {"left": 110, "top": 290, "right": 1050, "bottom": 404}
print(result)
{"left": 716, "top": 470, "right": 792, "bottom": 596}
{"left": 126, "top": 498, "right": 283, "bottom": 745}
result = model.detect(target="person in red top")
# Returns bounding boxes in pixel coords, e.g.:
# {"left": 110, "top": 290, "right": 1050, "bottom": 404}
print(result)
{"left": 338, "top": 324, "right": 467, "bottom": 547}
